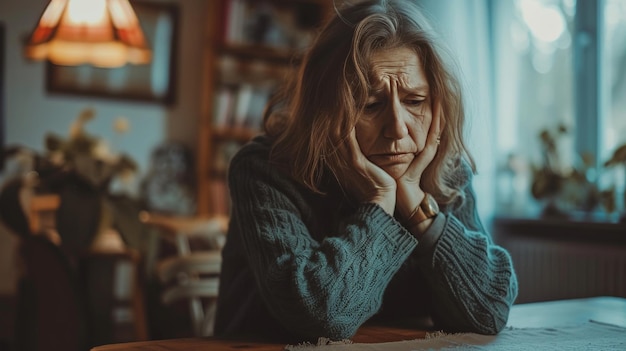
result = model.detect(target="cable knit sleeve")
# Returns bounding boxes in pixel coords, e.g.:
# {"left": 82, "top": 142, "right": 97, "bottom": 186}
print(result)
{"left": 227, "top": 144, "right": 418, "bottom": 340}
{"left": 416, "top": 171, "right": 519, "bottom": 334}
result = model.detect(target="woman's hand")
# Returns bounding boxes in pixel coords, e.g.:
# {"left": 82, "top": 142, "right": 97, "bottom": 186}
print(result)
{"left": 396, "top": 101, "right": 444, "bottom": 219}
{"left": 338, "top": 128, "right": 397, "bottom": 215}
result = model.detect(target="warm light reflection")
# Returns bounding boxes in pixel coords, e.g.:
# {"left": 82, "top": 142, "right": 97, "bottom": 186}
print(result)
{"left": 24, "top": 0, "right": 151, "bottom": 68}
{"left": 518, "top": 0, "right": 567, "bottom": 43}
{"left": 110, "top": 0, "right": 139, "bottom": 28}
{"left": 66, "top": 0, "right": 107, "bottom": 25}
{"left": 38, "top": 0, "right": 65, "bottom": 27}
{"left": 514, "top": 0, "right": 574, "bottom": 74}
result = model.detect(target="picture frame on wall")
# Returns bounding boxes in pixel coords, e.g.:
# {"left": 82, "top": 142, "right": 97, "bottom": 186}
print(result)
{"left": 45, "top": 1, "right": 179, "bottom": 105}
{"left": 0, "top": 22, "right": 5, "bottom": 170}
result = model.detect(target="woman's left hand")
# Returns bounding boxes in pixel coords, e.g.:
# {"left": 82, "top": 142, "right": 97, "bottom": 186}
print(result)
{"left": 337, "top": 127, "right": 398, "bottom": 215}
{"left": 396, "top": 101, "right": 444, "bottom": 219}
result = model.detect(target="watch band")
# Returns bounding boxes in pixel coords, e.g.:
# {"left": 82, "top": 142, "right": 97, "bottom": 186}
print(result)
{"left": 404, "top": 193, "right": 439, "bottom": 228}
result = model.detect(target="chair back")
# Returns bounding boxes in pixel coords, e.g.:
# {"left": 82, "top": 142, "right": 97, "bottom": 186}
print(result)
{"left": 140, "top": 212, "right": 228, "bottom": 336}
{"left": 16, "top": 235, "right": 88, "bottom": 351}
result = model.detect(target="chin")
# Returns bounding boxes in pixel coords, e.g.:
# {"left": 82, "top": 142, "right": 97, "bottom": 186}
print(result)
{"left": 381, "top": 164, "right": 410, "bottom": 179}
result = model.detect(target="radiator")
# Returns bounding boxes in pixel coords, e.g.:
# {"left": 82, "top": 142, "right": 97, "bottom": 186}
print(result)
{"left": 504, "top": 238, "right": 626, "bottom": 303}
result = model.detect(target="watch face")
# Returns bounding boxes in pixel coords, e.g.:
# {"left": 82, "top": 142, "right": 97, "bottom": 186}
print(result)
{"left": 424, "top": 193, "right": 439, "bottom": 217}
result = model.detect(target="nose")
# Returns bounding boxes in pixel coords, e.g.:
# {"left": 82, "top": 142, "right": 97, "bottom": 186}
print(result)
{"left": 383, "top": 98, "right": 409, "bottom": 139}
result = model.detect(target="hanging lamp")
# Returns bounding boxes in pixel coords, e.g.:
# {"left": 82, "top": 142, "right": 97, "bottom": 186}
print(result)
{"left": 24, "top": 0, "right": 151, "bottom": 68}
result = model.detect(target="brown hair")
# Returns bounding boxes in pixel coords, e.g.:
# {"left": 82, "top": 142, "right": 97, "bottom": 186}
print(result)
{"left": 264, "top": 0, "right": 476, "bottom": 204}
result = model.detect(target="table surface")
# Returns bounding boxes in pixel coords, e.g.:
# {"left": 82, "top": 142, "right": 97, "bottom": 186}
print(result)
{"left": 91, "top": 296, "right": 626, "bottom": 351}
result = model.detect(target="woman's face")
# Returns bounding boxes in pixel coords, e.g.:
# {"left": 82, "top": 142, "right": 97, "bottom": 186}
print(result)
{"left": 355, "top": 46, "right": 432, "bottom": 179}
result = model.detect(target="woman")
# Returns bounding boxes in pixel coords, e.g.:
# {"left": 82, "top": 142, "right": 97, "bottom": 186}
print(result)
{"left": 214, "top": 0, "right": 518, "bottom": 341}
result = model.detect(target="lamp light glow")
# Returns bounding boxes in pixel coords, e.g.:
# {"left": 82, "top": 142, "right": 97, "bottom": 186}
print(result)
{"left": 25, "top": 0, "right": 151, "bottom": 68}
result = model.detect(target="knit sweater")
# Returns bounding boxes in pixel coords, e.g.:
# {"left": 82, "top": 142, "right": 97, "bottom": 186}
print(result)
{"left": 214, "top": 135, "right": 518, "bottom": 341}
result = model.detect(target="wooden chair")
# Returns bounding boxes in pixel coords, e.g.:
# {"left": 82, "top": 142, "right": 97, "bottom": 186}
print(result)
{"left": 0, "top": 176, "right": 148, "bottom": 350}
{"left": 139, "top": 211, "right": 228, "bottom": 336}
{"left": 0, "top": 177, "right": 87, "bottom": 351}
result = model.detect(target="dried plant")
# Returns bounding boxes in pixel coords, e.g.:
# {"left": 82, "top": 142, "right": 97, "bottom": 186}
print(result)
{"left": 43, "top": 108, "right": 137, "bottom": 191}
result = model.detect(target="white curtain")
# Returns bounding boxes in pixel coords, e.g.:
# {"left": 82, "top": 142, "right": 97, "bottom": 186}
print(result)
{"left": 419, "top": 0, "right": 496, "bottom": 224}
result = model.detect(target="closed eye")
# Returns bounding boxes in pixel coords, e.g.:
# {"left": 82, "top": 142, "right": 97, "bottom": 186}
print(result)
{"left": 364, "top": 100, "right": 384, "bottom": 112}
{"left": 404, "top": 97, "right": 426, "bottom": 106}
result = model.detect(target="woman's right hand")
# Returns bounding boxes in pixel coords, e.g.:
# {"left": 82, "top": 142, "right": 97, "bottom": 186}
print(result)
{"left": 337, "top": 128, "right": 397, "bottom": 215}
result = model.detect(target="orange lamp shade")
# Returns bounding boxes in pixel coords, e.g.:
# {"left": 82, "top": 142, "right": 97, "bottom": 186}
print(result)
{"left": 25, "top": 0, "right": 151, "bottom": 68}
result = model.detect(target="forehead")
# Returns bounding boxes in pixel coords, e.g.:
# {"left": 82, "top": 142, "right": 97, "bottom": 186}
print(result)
{"left": 368, "top": 47, "right": 427, "bottom": 90}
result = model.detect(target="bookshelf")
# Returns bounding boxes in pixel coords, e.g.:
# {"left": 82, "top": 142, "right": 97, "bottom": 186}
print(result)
{"left": 197, "top": 0, "right": 332, "bottom": 216}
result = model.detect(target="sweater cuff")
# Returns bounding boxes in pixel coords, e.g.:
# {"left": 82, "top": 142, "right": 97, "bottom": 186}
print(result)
{"left": 414, "top": 212, "right": 445, "bottom": 256}
{"left": 357, "top": 202, "right": 418, "bottom": 250}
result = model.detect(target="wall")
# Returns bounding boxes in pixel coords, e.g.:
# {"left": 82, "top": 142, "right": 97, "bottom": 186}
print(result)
{"left": 0, "top": 0, "right": 498, "bottom": 295}
{"left": 419, "top": 0, "right": 496, "bottom": 222}
{"left": 0, "top": 0, "right": 210, "bottom": 295}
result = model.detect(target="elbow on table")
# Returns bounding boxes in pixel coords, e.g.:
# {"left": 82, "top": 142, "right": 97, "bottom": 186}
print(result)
{"left": 470, "top": 303, "right": 512, "bottom": 335}
{"left": 474, "top": 315, "right": 508, "bottom": 335}
{"left": 437, "top": 300, "right": 512, "bottom": 335}
{"left": 443, "top": 314, "right": 507, "bottom": 336}
{"left": 288, "top": 314, "right": 361, "bottom": 341}
{"left": 472, "top": 275, "right": 518, "bottom": 334}
{"left": 323, "top": 317, "right": 361, "bottom": 340}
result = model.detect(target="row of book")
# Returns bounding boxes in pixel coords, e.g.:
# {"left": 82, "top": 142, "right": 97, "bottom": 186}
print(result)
{"left": 221, "top": 0, "right": 318, "bottom": 50}
{"left": 212, "top": 84, "right": 271, "bottom": 129}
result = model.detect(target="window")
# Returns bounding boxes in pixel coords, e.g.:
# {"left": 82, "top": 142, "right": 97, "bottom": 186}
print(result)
{"left": 492, "top": 0, "right": 626, "bottom": 219}
{"left": 602, "top": 0, "right": 626, "bottom": 163}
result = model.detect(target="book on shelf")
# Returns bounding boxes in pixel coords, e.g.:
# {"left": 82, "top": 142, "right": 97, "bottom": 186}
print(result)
{"left": 232, "top": 83, "right": 254, "bottom": 127}
{"left": 213, "top": 86, "right": 235, "bottom": 127}
{"left": 222, "top": 0, "right": 321, "bottom": 50}
{"left": 245, "top": 85, "right": 271, "bottom": 129}
{"left": 223, "top": 0, "right": 248, "bottom": 45}
{"left": 213, "top": 83, "right": 272, "bottom": 130}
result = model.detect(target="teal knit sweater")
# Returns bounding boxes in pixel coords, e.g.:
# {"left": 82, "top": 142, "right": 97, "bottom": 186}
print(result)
{"left": 214, "top": 135, "right": 518, "bottom": 341}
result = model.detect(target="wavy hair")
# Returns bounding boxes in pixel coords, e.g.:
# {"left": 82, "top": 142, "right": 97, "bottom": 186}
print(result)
{"left": 264, "top": 0, "right": 476, "bottom": 204}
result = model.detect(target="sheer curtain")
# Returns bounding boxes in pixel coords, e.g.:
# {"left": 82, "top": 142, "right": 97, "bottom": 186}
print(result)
{"left": 419, "top": 0, "right": 496, "bottom": 223}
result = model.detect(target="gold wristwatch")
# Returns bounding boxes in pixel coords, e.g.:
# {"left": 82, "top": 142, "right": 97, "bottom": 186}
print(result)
{"left": 405, "top": 192, "right": 439, "bottom": 228}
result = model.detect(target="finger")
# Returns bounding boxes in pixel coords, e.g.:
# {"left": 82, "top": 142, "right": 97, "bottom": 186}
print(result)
{"left": 408, "top": 101, "right": 443, "bottom": 174}
{"left": 423, "top": 100, "right": 444, "bottom": 157}
{"left": 338, "top": 127, "right": 390, "bottom": 201}
{"left": 349, "top": 127, "right": 379, "bottom": 179}
{"left": 427, "top": 100, "right": 443, "bottom": 147}
{"left": 340, "top": 127, "right": 370, "bottom": 181}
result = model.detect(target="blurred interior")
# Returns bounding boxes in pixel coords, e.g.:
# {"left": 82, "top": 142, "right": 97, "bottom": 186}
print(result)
{"left": 0, "top": 0, "right": 625, "bottom": 350}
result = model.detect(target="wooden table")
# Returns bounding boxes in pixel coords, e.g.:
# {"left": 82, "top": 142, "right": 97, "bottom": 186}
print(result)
{"left": 91, "top": 296, "right": 626, "bottom": 351}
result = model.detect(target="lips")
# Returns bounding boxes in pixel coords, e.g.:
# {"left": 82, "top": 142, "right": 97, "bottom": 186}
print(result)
{"left": 369, "top": 152, "right": 414, "bottom": 164}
